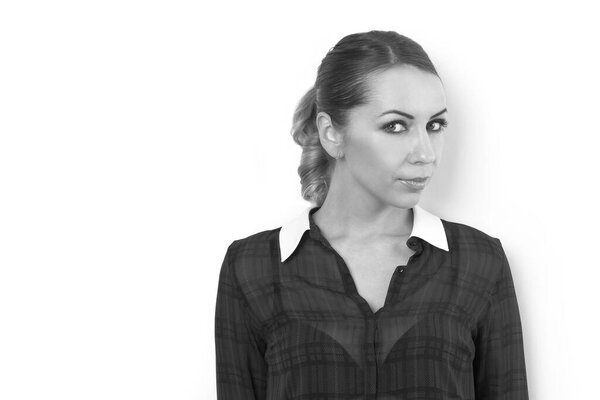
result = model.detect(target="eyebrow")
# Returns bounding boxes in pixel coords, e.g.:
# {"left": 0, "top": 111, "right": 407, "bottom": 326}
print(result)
{"left": 378, "top": 108, "right": 448, "bottom": 119}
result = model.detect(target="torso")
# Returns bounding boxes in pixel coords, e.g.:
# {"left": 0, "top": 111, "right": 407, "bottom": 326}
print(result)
{"left": 326, "top": 236, "right": 416, "bottom": 314}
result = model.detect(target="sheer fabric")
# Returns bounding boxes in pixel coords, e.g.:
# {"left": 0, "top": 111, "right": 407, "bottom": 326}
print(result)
{"left": 214, "top": 206, "right": 528, "bottom": 399}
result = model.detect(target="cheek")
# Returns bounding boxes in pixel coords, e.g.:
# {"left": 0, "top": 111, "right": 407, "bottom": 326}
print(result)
{"left": 348, "top": 137, "right": 400, "bottom": 182}
{"left": 432, "top": 134, "right": 445, "bottom": 165}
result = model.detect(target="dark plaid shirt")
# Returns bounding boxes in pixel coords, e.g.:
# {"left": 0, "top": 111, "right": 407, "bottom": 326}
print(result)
{"left": 214, "top": 205, "right": 529, "bottom": 399}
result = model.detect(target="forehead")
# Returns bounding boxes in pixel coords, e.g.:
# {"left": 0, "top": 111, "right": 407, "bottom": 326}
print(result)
{"left": 361, "top": 65, "right": 446, "bottom": 115}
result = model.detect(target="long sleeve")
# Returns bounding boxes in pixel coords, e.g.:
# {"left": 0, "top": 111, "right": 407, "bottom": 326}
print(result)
{"left": 214, "top": 241, "right": 268, "bottom": 399}
{"left": 472, "top": 238, "right": 529, "bottom": 400}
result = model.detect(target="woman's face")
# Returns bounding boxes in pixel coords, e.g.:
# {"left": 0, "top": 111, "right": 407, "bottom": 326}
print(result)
{"left": 337, "top": 64, "right": 448, "bottom": 207}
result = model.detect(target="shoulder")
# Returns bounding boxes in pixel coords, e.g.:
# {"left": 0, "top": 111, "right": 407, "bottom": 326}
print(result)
{"left": 224, "top": 227, "right": 281, "bottom": 291}
{"left": 440, "top": 218, "right": 506, "bottom": 287}
{"left": 228, "top": 226, "right": 281, "bottom": 262}
{"left": 441, "top": 218, "right": 502, "bottom": 256}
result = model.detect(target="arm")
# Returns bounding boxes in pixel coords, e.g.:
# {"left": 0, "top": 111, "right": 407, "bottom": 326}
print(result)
{"left": 214, "top": 241, "right": 268, "bottom": 399}
{"left": 473, "top": 238, "right": 529, "bottom": 400}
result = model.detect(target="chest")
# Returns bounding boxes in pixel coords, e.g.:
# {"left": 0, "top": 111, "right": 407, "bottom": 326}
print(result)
{"left": 329, "top": 239, "right": 416, "bottom": 314}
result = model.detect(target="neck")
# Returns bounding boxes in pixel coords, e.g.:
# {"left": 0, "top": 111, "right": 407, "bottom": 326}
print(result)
{"left": 313, "top": 168, "right": 414, "bottom": 241}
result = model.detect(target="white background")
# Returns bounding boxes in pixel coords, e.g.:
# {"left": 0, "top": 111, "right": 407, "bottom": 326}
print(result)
{"left": 1, "top": 1, "right": 598, "bottom": 399}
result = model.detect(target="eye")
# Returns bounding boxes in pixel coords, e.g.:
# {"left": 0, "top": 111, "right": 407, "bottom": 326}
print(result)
{"left": 428, "top": 118, "right": 449, "bottom": 133}
{"left": 382, "top": 120, "right": 407, "bottom": 134}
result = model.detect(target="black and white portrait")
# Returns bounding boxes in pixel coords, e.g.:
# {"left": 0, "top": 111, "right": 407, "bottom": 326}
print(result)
{"left": 1, "top": 2, "right": 598, "bottom": 400}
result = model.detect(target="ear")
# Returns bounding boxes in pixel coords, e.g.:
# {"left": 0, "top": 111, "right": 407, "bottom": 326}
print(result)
{"left": 315, "top": 111, "right": 344, "bottom": 158}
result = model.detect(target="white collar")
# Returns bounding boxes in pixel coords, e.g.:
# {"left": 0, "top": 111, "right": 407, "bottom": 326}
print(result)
{"left": 279, "top": 204, "right": 450, "bottom": 262}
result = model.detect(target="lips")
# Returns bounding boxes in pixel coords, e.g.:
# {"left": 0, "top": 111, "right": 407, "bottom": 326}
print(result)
{"left": 399, "top": 176, "right": 429, "bottom": 182}
{"left": 398, "top": 176, "right": 429, "bottom": 190}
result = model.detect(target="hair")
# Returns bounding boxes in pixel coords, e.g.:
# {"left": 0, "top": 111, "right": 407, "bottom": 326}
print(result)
{"left": 290, "top": 30, "right": 440, "bottom": 206}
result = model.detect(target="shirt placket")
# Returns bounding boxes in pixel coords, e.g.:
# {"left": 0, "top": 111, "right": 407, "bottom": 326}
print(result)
{"left": 364, "top": 317, "right": 378, "bottom": 399}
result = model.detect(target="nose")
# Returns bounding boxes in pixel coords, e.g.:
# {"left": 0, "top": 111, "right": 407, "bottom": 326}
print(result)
{"left": 410, "top": 125, "right": 436, "bottom": 164}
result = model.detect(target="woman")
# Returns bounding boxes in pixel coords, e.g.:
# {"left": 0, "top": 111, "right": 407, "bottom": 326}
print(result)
{"left": 215, "top": 30, "right": 529, "bottom": 400}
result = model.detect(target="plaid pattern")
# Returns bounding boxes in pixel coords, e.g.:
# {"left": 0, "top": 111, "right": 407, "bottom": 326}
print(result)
{"left": 214, "top": 206, "right": 528, "bottom": 399}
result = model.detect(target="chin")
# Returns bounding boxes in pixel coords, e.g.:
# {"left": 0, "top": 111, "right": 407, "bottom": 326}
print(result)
{"left": 388, "top": 192, "right": 421, "bottom": 208}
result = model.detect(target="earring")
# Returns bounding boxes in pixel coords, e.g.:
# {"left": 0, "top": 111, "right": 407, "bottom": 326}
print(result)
{"left": 335, "top": 151, "right": 344, "bottom": 159}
